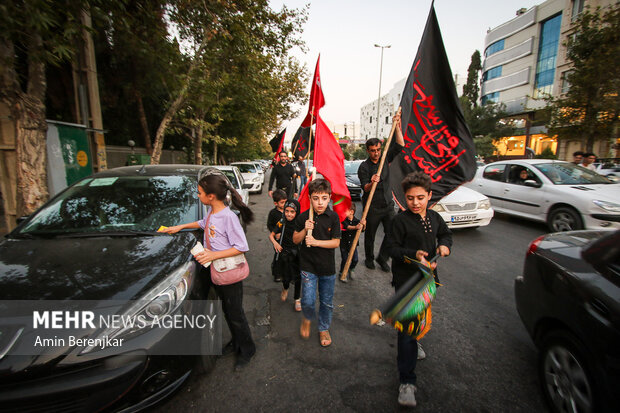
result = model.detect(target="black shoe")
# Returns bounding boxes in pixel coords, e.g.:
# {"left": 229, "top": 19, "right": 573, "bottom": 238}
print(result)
{"left": 376, "top": 259, "right": 390, "bottom": 272}
{"left": 221, "top": 340, "right": 235, "bottom": 357}
{"left": 234, "top": 355, "right": 252, "bottom": 372}
{"left": 365, "top": 259, "right": 375, "bottom": 269}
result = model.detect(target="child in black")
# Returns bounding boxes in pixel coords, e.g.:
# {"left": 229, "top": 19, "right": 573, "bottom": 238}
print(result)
{"left": 269, "top": 199, "right": 301, "bottom": 311}
{"left": 386, "top": 171, "right": 452, "bottom": 408}
{"left": 267, "top": 189, "right": 287, "bottom": 282}
{"left": 340, "top": 203, "right": 364, "bottom": 281}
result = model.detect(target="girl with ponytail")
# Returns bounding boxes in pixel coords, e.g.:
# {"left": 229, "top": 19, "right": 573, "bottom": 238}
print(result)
{"left": 160, "top": 172, "right": 256, "bottom": 369}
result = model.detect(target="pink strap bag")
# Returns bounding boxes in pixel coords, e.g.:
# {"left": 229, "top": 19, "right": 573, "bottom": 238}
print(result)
{"left": 204, "top": 212, "right": 249, "bottom": 285}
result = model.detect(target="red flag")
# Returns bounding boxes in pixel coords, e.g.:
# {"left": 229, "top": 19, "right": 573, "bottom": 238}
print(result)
{"left": 301, "top": 55, "right": 325, "bottom": 127}
{"left": 300, "top": 115, "right": 351, "bottom": 222}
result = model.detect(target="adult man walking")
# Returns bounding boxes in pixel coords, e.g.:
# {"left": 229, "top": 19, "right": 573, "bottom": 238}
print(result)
{"left": 357, "top": 113, "right": 405, "bottom": 272}
{"left": 581, "top": 152, "right": 597, "bottom": 170}
{"left": 294, "top": 155, "right": 307, "bottom": 192}
{"left": 268, "top": 151, "right": 298, "bottom": 199}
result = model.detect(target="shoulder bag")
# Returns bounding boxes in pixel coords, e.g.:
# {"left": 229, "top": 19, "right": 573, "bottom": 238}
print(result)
{"left": 204, "top": 211, "right": 250, "bottom": 285}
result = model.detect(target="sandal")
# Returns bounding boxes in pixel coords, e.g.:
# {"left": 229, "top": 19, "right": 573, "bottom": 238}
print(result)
{"left": 294, "top": 299, "right": 301, "bottom": 312}
{"left": 300, "top": 318, "right": 311, "bottom": 339}
{"left": 319, "top": 330, "right": 332, "bottom": 347}
{"left": 280, "top": 288, "right": 288, "bottom": 302}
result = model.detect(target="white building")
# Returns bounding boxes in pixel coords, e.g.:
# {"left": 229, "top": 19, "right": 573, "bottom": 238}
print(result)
{"left": 359, "top": 78, "right": 406, "bottom": 142}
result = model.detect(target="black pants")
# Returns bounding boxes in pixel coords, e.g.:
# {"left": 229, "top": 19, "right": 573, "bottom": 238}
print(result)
{"left": 339, "top": 243, "right": 358, "bottom": 272}
{"left": 211, "top": 271, "right": 256, "bottom": 361}
{"left": 275, "top": 249, "right": 301, "bottom": 300}
{"left": 364, "top": 204, "right": 395, "bottom": 263}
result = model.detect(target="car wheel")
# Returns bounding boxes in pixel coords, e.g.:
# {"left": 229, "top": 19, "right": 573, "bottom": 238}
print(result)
{"left": 547, "top": 207, "right": 583, "bottom": 232}
{"left": 196, "top": 292, "right": 218, "bottom": 375}
{"left": 539, "top": 330, "right": 596, "bottom": 413}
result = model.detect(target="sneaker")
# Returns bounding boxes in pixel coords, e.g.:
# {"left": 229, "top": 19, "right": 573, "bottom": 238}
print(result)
{"left": 294, "top": 299, "right": 301, "bottom": 312}
{"left": 364, "top": 259, "right": 375, "bottom": 269}
{"left": 398, "top": 383, "right": 417, "bottom": 407}
{"left": 417, "top": 342, "right": 426, "bottom": 360}
{"left": 376, "top": 258, "right": 390, "bottom": 272}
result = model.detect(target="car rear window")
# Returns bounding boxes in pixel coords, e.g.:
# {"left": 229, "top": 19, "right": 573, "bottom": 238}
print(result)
{"left": 234, "top": 164, "right": 256, "bottom": 173}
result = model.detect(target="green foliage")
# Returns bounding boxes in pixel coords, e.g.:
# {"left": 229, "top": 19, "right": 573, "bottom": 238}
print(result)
{"left": 350, "top": 147, "right": 367, "bottom": 160}
{"left": 535, "top": 147, "right": 558, "bottom": 159}
{"left": 462, "top": 50, "right": 481, "bottom": 106}
{"left": 546, "top": 4, "right": 620, "bottom": 151}
{"left": 473, "top": 135, "right": 496, "bottom": 160}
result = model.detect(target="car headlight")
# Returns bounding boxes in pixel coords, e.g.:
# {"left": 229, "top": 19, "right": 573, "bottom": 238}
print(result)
{"left": 593, "top": 200, "right": 620, "bottom": 212}
{"left": 253, "top": 176, "right": 261, "bottom": 182}
{"left": 81, "top": 261, "right": 195, "bottom": 353}
{"left": 431, "top": 203, "right": 445, "bottom": 213}
{"left": 346, "top": 180, "right": 359, "bottom": 188}
{"left": 477, "top": 199, "right": 491, "bottom": 210}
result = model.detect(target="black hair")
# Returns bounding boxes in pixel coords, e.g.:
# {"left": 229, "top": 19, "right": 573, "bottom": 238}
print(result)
{"left": 401, "top": 171, "right": 432, "bottom": 194}
{"left": 308, "top": 178, "right": 332, "bottom": 196}
{"left": 279, "top": 151, "right": 288, "bottom": 157}
{"left": 348, "top": 203, "right": 357, "bottom": 212}
{"left": 583, "top": 152, "right": 596, "bottom": 158}
{"left": 573, "top": 150, "right": 585, "bottom": 157}
{"left": 198, "top": 174, "right": 254, "bottom": 224}
{"left": 365, "top": 138, "right": 381, "bottom": 150}
{"left": 272, "top": 189, "right": 287, "bottom": 202}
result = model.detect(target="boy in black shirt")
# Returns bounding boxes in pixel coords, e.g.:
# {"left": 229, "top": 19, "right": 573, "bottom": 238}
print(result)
{"left": 340, "top": 203, "right": 364, "bottom": 281}
{"left": 293, "top": 179, "right": 341, "bottom": 347}
{"left": 267, "top": 189, "right": 287, "bottom": 282}
{"left": 386, "top": 171, "right": 452, "bottom": 408}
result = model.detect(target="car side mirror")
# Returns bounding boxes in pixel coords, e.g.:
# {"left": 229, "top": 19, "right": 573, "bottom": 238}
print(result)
{"left": 242, "top": 183, "right": 253, "bottom": 189}
{"left": 524, "top": 180, "right": 541, "bottom": 188}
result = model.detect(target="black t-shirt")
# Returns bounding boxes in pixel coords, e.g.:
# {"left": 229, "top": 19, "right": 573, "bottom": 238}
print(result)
{"left": 294, "top": 208, "right": 341, "bottom": 276}
{"left": 269, "top": 162, "right": 297, "bottom": 192}
{"left": 267, "top": 207, "right": 283, "bottom": 232}
{"left": 341, "top": 217, "right": 361, "bottom": 246}
{"left": 273, "top": 218, "right": 297, "bottom": 250}
{"left": 357, "top": 143, "right": 403, "bottom": 208}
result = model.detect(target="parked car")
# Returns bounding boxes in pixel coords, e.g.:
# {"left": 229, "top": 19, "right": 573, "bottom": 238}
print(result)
{"left": 464, "top": 159, "right": 620, "bottom": 232}
{"left": 252, "top": 162, "right": 266, "bottom": 183}
{"left": 209, "top": 165, "right": 251, "bottom": 206}
{"left": 231, "top": 162, "right": 263, "bottom": 194}
{"left": 514, "top": 229, "right": 620, "bottom": 412}
{"left": 594, "top": 160, "right": 620, "bottom": 182}
{"left": 344, "top": 160, "right": 364, "bottom": 201}
{"left": 430, "top": 186, "right": 493, "bottom": 229}
{"left": 0, "top": 165, "right": 227, "bottom": 412}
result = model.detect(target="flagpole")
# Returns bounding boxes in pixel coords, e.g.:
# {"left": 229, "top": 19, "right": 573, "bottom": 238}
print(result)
{"left": 307, "top": 110, "right": 315, "bottom": 242}
{"left": 340, "top": 107, "right": 401, "bottom": 282}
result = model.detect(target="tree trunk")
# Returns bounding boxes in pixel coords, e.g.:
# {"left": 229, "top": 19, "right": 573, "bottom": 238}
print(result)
{"left": 134, "top": 89, "right": 152, "bottom": 155}
{"left": 194, "top": 126, "right": 203, "bottom": 165}
{"left": 213, "top": 140, "right": 218, "bottom": 165}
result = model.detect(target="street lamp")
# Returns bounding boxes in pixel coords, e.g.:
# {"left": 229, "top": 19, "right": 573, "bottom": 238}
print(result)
{"left": 374, "top": 44, "right": 391, "bottom": 140}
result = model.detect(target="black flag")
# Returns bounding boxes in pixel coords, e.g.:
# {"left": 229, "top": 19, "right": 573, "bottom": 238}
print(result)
{"left": 269, "top": 129, "right": 286, "bottom": 153}
{"left": 290, "top": 126, "right": 312, "bottom": 159}
{"left": 389, "top": 3, "right": 477, "bottom": 207}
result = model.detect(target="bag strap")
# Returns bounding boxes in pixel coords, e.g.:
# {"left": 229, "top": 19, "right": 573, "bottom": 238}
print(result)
{"left": 204, "top": 210, "right": 212, "bottom": 250}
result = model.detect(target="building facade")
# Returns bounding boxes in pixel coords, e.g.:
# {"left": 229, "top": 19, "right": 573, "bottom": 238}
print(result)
{"left": 359, "top": 78, "right": 406, "bottom": 142}
{"left": 481, "top": 0, "right": 616, "bottom": 160}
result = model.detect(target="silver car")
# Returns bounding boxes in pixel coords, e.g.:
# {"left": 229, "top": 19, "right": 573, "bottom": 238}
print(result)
{"left": 465, "top": 159, "right": 620, "bottom": 231}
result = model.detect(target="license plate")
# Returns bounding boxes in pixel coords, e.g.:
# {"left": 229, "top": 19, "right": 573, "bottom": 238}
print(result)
{"left": 451, "top": 214, "right": 476, "bottom": 222}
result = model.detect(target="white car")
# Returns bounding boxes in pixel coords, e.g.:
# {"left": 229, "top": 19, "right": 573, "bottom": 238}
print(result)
{"left": 594, "top": 161, "right": 620, "bottom": 182}
{"left": 252, "top": 162, "right": 266, "bottom": 183}
{"left": 431, "top": 186, "right": 494, "bottom": 229}
{"left": 231, "top": 162, "right": 263, "bottom": 194}
{"left": 465, "top": 159, "right": 620, "bottom": 232}
{"left": 209, "top": 165, "right": 250, "bottom": 206}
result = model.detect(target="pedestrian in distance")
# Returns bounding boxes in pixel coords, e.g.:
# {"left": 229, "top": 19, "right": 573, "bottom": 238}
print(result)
{"left": 357, "top": 112, "right": 405, "bottom": 272}
{"left": 581, "top": 152, "right": 597, "bottom": 171}
{"left": 268, "top": 151, "right": 298, "bottom": 200}
{"left": 339, "top": 203, "right": 365, "bottom": 283}
{"left": 293, "top": 178, "right": 341, "bottom": 347}
{"left": 160, "top": 173, "right": 256, "bottom": 371}
{"left": 267, "top": 189, "right": 288, "bottom": 283}
{"left": 269, "top": 199, "right": 302, "bottom": 312}
{"left": 385, "top": 171, "right": 452, "bottom": 408}
{"left": 572, "top": 150, "right": 584, "bottom": 165}
{"left": 295, "top": 155, "right": 308, "bottom": 192}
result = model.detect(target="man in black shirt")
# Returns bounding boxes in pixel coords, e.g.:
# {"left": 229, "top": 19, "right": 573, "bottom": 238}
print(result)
{"left": 269, "top": 151, "right": 298, "bottom": 199}
{"left": 294, "top": 155, "right": 308, "bottom": 192}
{"left": 357, "top": 113, "right": 405, "bottom": 271}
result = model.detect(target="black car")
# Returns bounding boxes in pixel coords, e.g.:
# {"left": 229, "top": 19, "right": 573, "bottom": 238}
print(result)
{"left": 0, "top": 165, "right": 232, "bottom": 412}
{"left": 344, "top": 160, "right": 363, "bottom": 201}
{"left": 515, "top": 229, "right": 620, "bottom": 413}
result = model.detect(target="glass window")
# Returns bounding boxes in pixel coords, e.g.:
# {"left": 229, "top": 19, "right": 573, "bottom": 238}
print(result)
{"left": 534, "top": 162, "right": 612, "bottom": 185}
{"left": 483, "top": 164, "right": 507, "bottom": 182}
{"left": 508, "top": 165, "right": 541, "bottom": 185}
{"left": 483, "top": 66, "right": 502, "bottom": 81}
{"left": 561, "top": 70, "right": 573, "bottom": 94}
{"left": 572, "top": 0, "right": 585, "bottom": 21}
{"left": 17, "top": 175, "right": 199, "bottom": 235}
{"left": 485, "top": 39, "right": 505, "bottom": 57}
{"left": 482, "top": 92, "right": 500, "bottom": 105}
{"left": 534, "top": 14, "right": 562, "bottom": 97}
{"left": 233, "top": 163, "right": 256, "bottom": 173}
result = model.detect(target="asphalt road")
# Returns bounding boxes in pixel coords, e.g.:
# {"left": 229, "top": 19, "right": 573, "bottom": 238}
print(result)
{"left": 155, "top": 176, "right": 550, "bottom": 413}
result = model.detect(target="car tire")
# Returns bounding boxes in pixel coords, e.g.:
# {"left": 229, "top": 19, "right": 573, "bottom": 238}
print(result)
{"left": 538, "top": 330, "right": 596, "bottom": 413}
{"left": 547, "top": 207, "right": 583, "bottom": 232}
{"left": 196, "top": 292, "right": 218, "bottom": 375}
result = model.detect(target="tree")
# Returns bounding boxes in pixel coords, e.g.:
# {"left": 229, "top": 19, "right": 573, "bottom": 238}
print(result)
{"left": 462, "top": 50, "right": 481, "bottom": 106}
{"left": 546, "top": 4, "right": 620, "bottom": 152}
{"left": 0, "top": 1, "right": 95, "bottom": 215}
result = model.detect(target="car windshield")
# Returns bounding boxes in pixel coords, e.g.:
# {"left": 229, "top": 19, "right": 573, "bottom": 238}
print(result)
{"left": 234, "top": 164, "right": 256, "bottom": 173}
{"left": 220, "top": 170, "right": 240, "bottom": 188}
{"left": 344, "top": 161, "right": 362, "bottom": 175}
{"left": 534, "top": 163, "right": 612, "bottom": 185}
{"left": 16, "top": 175, "right": 199, "bottom": 235}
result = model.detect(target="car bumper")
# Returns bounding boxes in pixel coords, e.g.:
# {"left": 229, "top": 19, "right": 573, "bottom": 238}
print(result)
{"left": 248, "top": 182, "right": 262, "bottom": 193}
{"left": 440, "top": 209, "right": 494, "bottom": 229}
{"left": 347, "top": 186, "right": 362, "bottom": 200}
{"left": 583, "top": 214, "right": 620, "bottom": 230}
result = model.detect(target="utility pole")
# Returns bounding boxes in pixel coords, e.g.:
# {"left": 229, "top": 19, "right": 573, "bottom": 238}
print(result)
{"left": 374, "top": 44, "right": 391, "bottom": 140}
